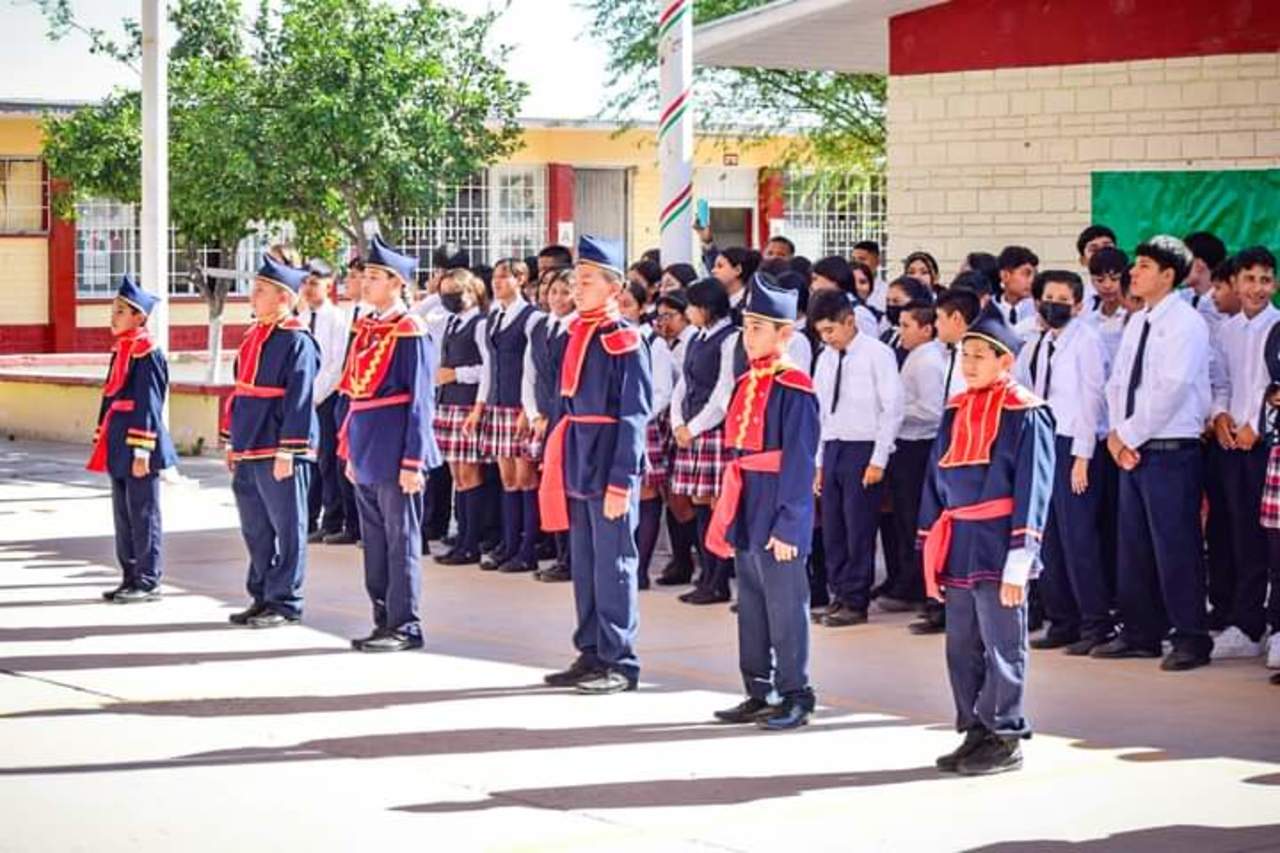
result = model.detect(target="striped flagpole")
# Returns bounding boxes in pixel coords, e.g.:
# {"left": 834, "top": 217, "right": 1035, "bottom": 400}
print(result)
{"left": 658, "top": 0, "right": 693, "bottom": 264}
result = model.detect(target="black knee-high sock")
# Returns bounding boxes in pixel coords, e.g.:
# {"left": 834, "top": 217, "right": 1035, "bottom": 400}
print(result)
{"left": 665, "top": 507, "right": 695, "bottom": 576}
{"left": 459, "top": 488, "right": 480, "bottom": 555}
{"left": 693, "top": 504, "right": 715, "bottom": 590}
{"left": 636, "top": 498, "right": 662, "bottom": 589}
{"left": 500, "top": 489, "right": 522, "bottom": 559}
{"left": 519, "top": 489, "right": 539, "bottom": 565}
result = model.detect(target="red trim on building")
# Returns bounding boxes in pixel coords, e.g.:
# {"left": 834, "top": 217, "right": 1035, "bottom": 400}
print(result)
{"left": 71, "top": 323, "right": 251, "bottom": 353}
{"left": 890, "top": 0, "right": 1280, "bottom": 76}
{"left": 758, "top": 170, "right": 785, "bottom": 249}
{"left": 546, "top": 163, "right": 575, "bottom": 246}
{"left": 46, "top": 179, "right": 77, "bottom": 353}
{"left": 0, "top": 325, "right": 52, "bottom": 355}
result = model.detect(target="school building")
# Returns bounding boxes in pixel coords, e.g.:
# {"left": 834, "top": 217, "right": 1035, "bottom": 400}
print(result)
{"left": 0, "top": 102, "right": 884, "bottom": 356}
{"left": 696, "top": 0, "right": 1280, "bottom": 274}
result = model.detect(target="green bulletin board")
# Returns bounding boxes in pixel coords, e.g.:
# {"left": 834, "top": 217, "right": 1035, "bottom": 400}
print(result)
{"left": 1091, "top": 169, "right": 1280, "bottom": 252}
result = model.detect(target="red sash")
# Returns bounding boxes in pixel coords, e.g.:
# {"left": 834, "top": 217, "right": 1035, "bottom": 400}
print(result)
{"left": 705, "top": 450, "right": 782, "bottom": 558}
{"left": 538, "top": 414, "right": 619, "bottom": 531}
{"left": 921, "top": 497, "right": 1015, "bottom": 600}
{"left": 336, "top": 393, "right": 411, "bottom": 460}
{"left": 86, "top": 400, "right": 136, "bottom": 473}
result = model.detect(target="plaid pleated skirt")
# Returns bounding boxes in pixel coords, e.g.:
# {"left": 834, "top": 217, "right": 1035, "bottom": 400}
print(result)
{"left": 642, "top": 416, "right": 672, "bottom": 490}
{"left": 483, "top": 404, "right": 530, "bottom": 460}
{"left": 433, "top": 403, "right": 487, "bottom": 464}
{"left": 671, "top": 426, "right": 729, "bottom": 498}
{"left": 1261, "top": 444, "right": 1280, "bottom": 529}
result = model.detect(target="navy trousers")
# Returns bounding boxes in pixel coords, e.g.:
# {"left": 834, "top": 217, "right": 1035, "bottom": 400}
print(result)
{"left": 308, "top": 395, "right": 344, "bottom": 534}
{"left": 110, "top": 473, "right": 162, "bottom": 591}
{"left": 886, "top": 438, "right": 932, "bottom": 602}
{"left": 945, "top": 582, "right": 1030, "bottom": 737}
{"left": 821, "top": 440, "right": 881, "bottom": 611}
{"left": 568, "top": 493, "right": 640, "bottom": 682}
{"left": 1203, "top": 442, "right": 1234, "bottom": 626}
{"left": 737, "top": 548, "right": 814, "bottom": 708}
{"left": 356, "top": 481, "right": 424, "bottom": 638}
{"left": 333, "top": 404, "right": 361, "bottom": 539}
{"left": 1094, "top": 447, "right": 1121, "bottom": 609}
{"left": 1038, "top": 436, "right": 1113, "bottom": 639}
{"left": 1220, "top": 444, "right": 1269, "bottom": 641}
{"left": 232, "top": 459, "right": 311, "bottom": 619}
{"left": 1116, "top": 444, "right": 1210, "bottom": 654}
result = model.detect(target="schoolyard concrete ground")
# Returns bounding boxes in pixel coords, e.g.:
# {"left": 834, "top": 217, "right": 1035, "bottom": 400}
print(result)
{"left": 0, "top": 439, "right": 1277, "bottom": 852}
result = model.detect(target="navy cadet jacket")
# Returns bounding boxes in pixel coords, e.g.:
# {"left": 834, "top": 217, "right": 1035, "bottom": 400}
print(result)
{"left": 559, "top": 310, "right": 653, "bottom": 499}
{"left": 724, "top": 358, "right": 820, "bottom": 557}
{"left": 221, "top": 316, "right": 320, "bottom": 463}
{"left": 89, "top": 330, "right": 179, "bottom": 478}
{"left": 917, "top": 376, "right": 1055, "bottom": 589}
{"left": 338, "top": 305, "right": 441, "bottom": 486}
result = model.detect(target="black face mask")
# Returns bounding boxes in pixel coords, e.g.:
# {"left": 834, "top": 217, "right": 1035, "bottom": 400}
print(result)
{"left": 885, "top": 305, "right": 904, "bottom": 327}
{"left": 1038, "top": 301, "right": 1073, "bottom": 329}
{"left": 440, "top": 292, "right": 465, "bottom": 314}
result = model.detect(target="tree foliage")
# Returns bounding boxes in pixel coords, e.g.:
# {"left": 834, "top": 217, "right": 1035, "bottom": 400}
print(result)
{"left": 581, "top": 0, "right": 885, "bottom": 169}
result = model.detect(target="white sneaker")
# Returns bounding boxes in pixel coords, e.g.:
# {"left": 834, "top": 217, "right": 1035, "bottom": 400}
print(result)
{"left": 1210, "top": 626, "right": 1262, "bottom": 660}
{"left": 1267, "top": 634, "right": 1280, "bottom": 669}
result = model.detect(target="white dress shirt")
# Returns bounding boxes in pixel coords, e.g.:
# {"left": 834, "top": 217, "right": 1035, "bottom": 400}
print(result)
{"left": 425, "top": 305, "right": 491, "bottom": 403}
{"left": 671, "top": 318, "right": 736, "bottom": 436}
{"left": 898, "top": 340, "right": 947, "bottom": 441}
{"left": 942, "top": 343, "right": 968, "bottom": 401}
{"left": 297, "top": 299, "right": 350, "bottom": 405}
{"left": 1181, "top": 286, "right": 1224, "bottom": 336}
{"left": 488, "top": 295, "right": 543, "bottom": 338}
{"left": 521, "top": 311, "right": 575, "bottom": 422}
{"left": 411, "top": 292, "right": 441, "bottom": 320}
{"left": 1210, "top": 304, "right": 1280, "bottom": 432}
{"left": 665, "top": 324, "right": 697, "bottom": 376}
{"left": 1086, "top": 301, "right": 1127, "bottom": 369}
{"left": 996, "top": 295, "right": 1036, "bottom": 327}
{"left": 813, "top": 332, "right": 904, "bottom": 468}
{"left": 867, "top": 271, "right": 888, "bottom": 312}
{"left": 1015, "top": 318, "right": 1108, "bottom": 459}
{"left": 646, "top": 330, "right": 675, "bottom": 419}
{"left": 1105, "top": 292, "right": 1211, "bottom": 447}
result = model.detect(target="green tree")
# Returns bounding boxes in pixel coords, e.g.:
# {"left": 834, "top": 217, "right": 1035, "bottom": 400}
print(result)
{"left": 582, "top": 0, "right": 885, "bottom": 169}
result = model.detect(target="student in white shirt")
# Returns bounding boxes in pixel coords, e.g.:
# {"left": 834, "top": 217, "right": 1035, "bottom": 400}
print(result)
{"left": 1181, "top": 231, "right": 1227, "bottom": 334}
{"left": 995, "top": 246, "right": 1039, "bottom": 332}
{"left": 811, "top": 255, "right": 880, "bottom": 339}
{"left": 936, "top": 288, "right": 983, "bottom": 404}
{"left": 1014, "top": 270, "right": 1113, "bottom": 655}
{"left": 808, "top": 289, "right": 904, "bottom": 627}
{"left": 852, "top": 240, "right": 888, "bottom": 312}
{"left": 711, "top": 247, "right": 759, "bottom": 326}
{"left": 881, "top": 300, "right": 946, "bottom": 611}
{"left": 650, "top": 290, "right": 700, "bottom": 587}
{"left": 1097, "top": 236, "right": 1213, "bottom": 671}
{"left": 1075, "top": 224, "right": 1117, "bottom": 307}
{"left": 1208, "top": 247, "right": 1279, "bottom": 659}
{"left": 1086, "top": 247, "right": 1130, "bottom": 367}
{"left": 1204, "top": 256, "right": 1243, "bottom": 634}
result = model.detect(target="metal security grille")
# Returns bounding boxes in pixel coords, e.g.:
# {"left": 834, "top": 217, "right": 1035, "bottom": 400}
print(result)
{"left": 784, "top": 171, "right": 886, "bottom": 261}
{"left": 0, "top": 157, "right": 46, "bottom": 234}
{"left": 574, "top": 169, "right": 628, "bottom": 256}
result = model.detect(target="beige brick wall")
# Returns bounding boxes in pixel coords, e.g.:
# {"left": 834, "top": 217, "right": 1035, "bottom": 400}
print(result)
{"left": 886, "top": 53, "right": 1280, "bottom": 275}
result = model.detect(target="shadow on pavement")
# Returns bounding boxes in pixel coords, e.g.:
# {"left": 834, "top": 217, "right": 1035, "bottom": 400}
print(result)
{"left": 0, "top": 622, "right": 237, "bottom": 643}
{"left": 963, "top": 823, "right": 1280, "bottom": 852}
{"left": 0, "top": 647, "right": 347, "bottom": 672}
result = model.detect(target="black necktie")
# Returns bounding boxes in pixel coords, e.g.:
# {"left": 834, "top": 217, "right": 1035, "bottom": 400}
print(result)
{"left": 445, "top": 315, "right": 459, "bottom": 339}
{"left": 1125, "top": 319, "right": 1152, "bottom": 418}
{"left": 944, "top": 345, "right": 956, "bottom": 404}
{"left": 831, "top": 349, "right": 846, "bottom": 413}
{"left": 1043, "top": 339, "right": 1055, "bottom": 398}
{"left": 1008, "top": 304, "right": 1018, "bottom": 324}
{"left": 1192, "top": 293, "right": 1201, "bottom": 309}
{"left": 308, "top": 311, "right": 317, "bottom": 334}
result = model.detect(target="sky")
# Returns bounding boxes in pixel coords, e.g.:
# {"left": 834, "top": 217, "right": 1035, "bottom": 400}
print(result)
{"left": 0, "top": 0, "right": 615, "bottom": 119}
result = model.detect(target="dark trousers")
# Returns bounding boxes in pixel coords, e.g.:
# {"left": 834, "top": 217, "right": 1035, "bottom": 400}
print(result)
{"left": 821, "top": 441, "right": 882, "bottom": 611}
{"left": 1116, "top": 444, "right": 1209, "bottom": 654}
{"left": 334, "top": 404, "right": 361, "bottom": 539}
{"left": 356, "top": 481, "right": 424, "bottom": 638}
{"left": 945, "top": 582, "right": 1030, "bottom": 737}
{"left": 886, "top": 438, "right": 931, "bottom": 602}
{"left": 1038, "top": 437, "right": 1113, "bottom": 639}
{"left": 424, "top": 464, "right": 452, "bottom": 540}
{"left": 1220, "top": 444, "right": 1270, "bottom": 640}
{"left": 807, "top": 525, "right": 829, "bottom": 608}
{"left": 1264, "top": 531, "right": 1280, "bottom": 634}
{"left": 232, "top": 460, "right": 311, "bottom": 619}
{"left": 1095, "top": 447, "right": 1121, "bottom": 610}
{"left": 110, "top": 473, "right": 162, "bottom": 591}
{"left": 737, "top": 548, "right": 814, "bottom": 708}
{"left": 308, "top": 395, "right": 344, "bottom": 533}
{"left": 569, "top": 493, "right": 640, "bottom": 681}
{"left": 1204, "top": 442, "right": 1234, "bottom": 625}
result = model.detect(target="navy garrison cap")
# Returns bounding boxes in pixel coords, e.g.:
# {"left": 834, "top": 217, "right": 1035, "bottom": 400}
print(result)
{"left": 256, "top": 253, "right": 309, "bottom": 294}
{"left": 366, "top": 235, "right": 418, "bottom": 284}
{"left": 743, "top": 271, "right": 798, "bottom": 323}
{"left": 116, "top": 274, "right": 157, "bottom": 316}
{"left": 577, "top": 234, "right": 625, "bottom": 276}
{"left": 963, "top": 314, "right": 1021, "bottom": 356}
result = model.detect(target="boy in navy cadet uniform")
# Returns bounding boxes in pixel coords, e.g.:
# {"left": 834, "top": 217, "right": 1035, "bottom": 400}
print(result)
{"left": 88, "top": 275, "right": 179, "bottom": 604}
{"left": 222, "top": 255, "right": 320, "bottom": 628}
{"left": 540, "top": 235, "right": 653, "bottom": 695}
{"left": 919, "top": 315, "right": 1055, "bottom": 776}
{"left": 338, "top": 236, "right": 440, "bottom": 652}
{"left": 706, "top": 274, "right": 821, "bottom": 730}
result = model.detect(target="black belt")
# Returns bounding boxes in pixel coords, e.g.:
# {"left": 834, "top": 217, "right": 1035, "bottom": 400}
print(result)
{"left": 1139, "top": 439, "right": 1200, "bottom": 452}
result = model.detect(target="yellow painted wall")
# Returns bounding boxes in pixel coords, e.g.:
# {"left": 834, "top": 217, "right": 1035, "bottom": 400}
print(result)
{"left": 0, "top": 239, "right": 48, "bottom": 324}
{"left": 0, "top": 117, "right": 44, "bottom": 156}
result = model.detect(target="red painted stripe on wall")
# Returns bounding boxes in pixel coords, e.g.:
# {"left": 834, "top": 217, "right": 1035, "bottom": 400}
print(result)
{"left": 890, "top": 0, "right": 1280, "bottom": 76}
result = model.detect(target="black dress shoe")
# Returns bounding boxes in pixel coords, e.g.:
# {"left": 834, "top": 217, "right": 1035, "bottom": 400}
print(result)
{"left": 229, "top": 603, "right": 267, "bottom": 625}
{"left": 111, "top": 586, "right": 160, "bottom": 604}
{"left": 1030, "top": 631, "right": 1079, "bottom": 650}
{"left": 538, "top": 565, "right": 571, "bottom": 583}
{"left": 822, "top": 607, "right": 868, "bottom": 627}
{"left": 1090, "top": 637, "right": 1161, "bottom": 659}
{"left": 436, "top": 549, "right": 480, "bottom": 566}
{"left": 351, "top": 628, "right": 389, "bottom": 650}
{"left": 102, "top": 584, "right": 128, "bottom": 602}
{"left": 908, "top": 617, "right": 945, "bottom": 635}
{"left": 757, "top": 701, "right": 810, "bottom": 731}
{"left": 1161, "top": 647, "right": 1210, "bottom": 671}
{"left": 497, "top": 557, "right": 535, "bottom": 574}
{"left": 682, "top": 588, "right": 731, "bottom": 605}
{"left": 713, "top": 697, "right": 777, "bottom": 724}
{"left": 958, "top": 735, "right": 1023, "bottom": 775}
{"left": 480, "top": 546, "right": 510, "bottom": 571}
{"left": 306, "top": 529, "right": 327, "bottom": 544}
{"left": 544, "top": 656, "right": 604, "bottom": 687}
{"left": 876, "top": 596, "right": 919, "bottom": 613}
{"left": 1270, "top": 672, "right": 1280, "bottom": 686}
{"left": 812, "top": 601, "right": 841, "bottom": 623}
{"left": 358, "top": 631, "right": 424, "bottom": 653}
{"left": 1064, "top": 634, "right": 1114, "bottom": 656}
{"left": 247, "top": 610, "right": 301, "bottom": 629}
{"left": 655, "top": 561, "right": 693, "bottom": 586}
{"left": 575, "top": 670, "right": 637, "bottom": 694}
{"left": 936, "top": 727, "right": 992, "bottom": 772}
{"left": 322, "top": 530, "right": 359, "bottom": 545}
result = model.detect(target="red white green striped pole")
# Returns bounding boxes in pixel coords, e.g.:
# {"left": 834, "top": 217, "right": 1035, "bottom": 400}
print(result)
{"left": 658, "top": 0, "right": 693, "bottom": 264}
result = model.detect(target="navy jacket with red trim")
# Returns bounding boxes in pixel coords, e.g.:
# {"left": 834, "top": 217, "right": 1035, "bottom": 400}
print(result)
{"left": 223, "top": 317, "right": 320, "bottom": 462}
{"left": 94, "top": 344, "right": 179, "bottom": 478}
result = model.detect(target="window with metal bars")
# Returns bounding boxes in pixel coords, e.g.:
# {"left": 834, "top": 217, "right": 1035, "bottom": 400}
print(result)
{"left": 783, "top": 171, "right": 887, "bottom": 262}
{"left": 0, "top": 157, "right": 47, "bottom": 234}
